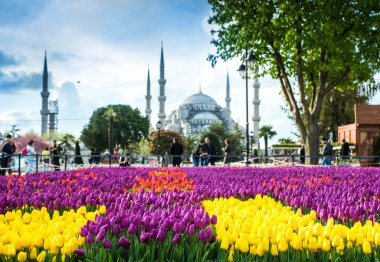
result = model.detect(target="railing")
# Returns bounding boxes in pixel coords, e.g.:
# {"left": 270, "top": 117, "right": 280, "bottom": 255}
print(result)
{"left": 0, "top": 153, "right": 379, "bottom": 175}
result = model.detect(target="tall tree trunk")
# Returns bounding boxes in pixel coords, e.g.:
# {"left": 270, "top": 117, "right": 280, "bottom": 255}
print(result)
{"left": 108, "top": 117, "right": 114, "bottom": 156}
{"left": 264, "top": 136, "right": 268, "bottom": 163}
{"left": 305, "top": 119, "right": 320, "bottom": 165}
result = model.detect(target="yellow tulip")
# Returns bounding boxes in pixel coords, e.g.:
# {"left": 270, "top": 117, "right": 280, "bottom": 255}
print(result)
{"left": 228, "top": 245, "right": 234, "bottom": 262}
{"left": 347, "top": 241, "right": 353, "bottom": 249}
{"left": 362, "top": 241, "right": 372, "bottom": 254}
{"left": 256, "top": 244, "right": 264, "bottom": 257}
{"left": 239, "top": 239, "right": 249, "bottom": 253}
{"left": 271, "top": 244, "right": 278, "bottom": 256}
{"left": 17, "top": 251, "right": 27, "bottom": 262}
{"left": 375, "top": 233, "right": 380, "bottom": 246}
{"left": 37, "top": 251, "right": 46, "bottom": 262}
{"left": 332, "top": 235, "right": 341, "bottom": 248}
{"left": 262, "top": 237, "right": 269, "bottom": 252}
{"left": 278, "top": 237, "right": 288, "bottom": 252}
{"left": 322, "top": 239, "right": 330, "bottom": 252}
{"left": 308, "top": 236, "right": 318, "bottom": 252}
{"left": 99, "top": 205, "right": 107, "bottom": 215}
{"left": 30, "top": 247, "right": 37, "bottom": 260}
{"left": 249, "top": 245, "right": 256, "bottom": 256}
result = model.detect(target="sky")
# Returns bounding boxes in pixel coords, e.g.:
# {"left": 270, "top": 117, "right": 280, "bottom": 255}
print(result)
{"left": 0, "top": 0, "right": 379, "bottom": 144}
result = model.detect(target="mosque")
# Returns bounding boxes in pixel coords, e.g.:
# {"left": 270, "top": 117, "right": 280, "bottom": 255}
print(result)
{"left": 145, "top": 44, "right": 238, "bottom": 136}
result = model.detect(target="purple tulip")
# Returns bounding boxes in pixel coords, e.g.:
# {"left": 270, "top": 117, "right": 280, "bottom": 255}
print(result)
{"left": 80, "top": 226, "right": 88, "bottom": 237}
{"left": 210, "top": 215, "right": 217, "bottom": 224}
{"left": 118, "top": 237, "right": 131, "bottom": 249}
{"left": 139, "top": 232, "right": 150, "bottom": 243}
{"left": 96, "top": 229, "right": 106, "bottom": 242}
{"left": 172, "top": 233, "right": 181, "bottom": 244}
{"left": 156, "top": 229, "right": 166, "bottom": 241}
{"left": 187, "top": 224, "right": 195, "bottom": 235}
{"left": 103, "top": 238, "right": 112, "bottom": 249}
{"left": 74, "top": 249, "right": 86, "bottom": 256}
{"left": 86, "top": 233, "right": 94, "bottom": 244}
{"left": 128, "top": 223, "right": 137, "bottom": 235}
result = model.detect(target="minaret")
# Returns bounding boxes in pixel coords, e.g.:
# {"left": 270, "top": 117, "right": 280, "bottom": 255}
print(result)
{"left": 145, "top": 67, "right": 152, "bottom": 126}
{"left": 40, "top": 51, "right": 50, "bottom": 136}
{"left": 225, "top": 72, "right": 231, "bottom": 110}
{"left": 157, "top": 42, "right": 167, "bottom": 124}
{"left": 252, "top": 68, "right": 261, "bottom": 148}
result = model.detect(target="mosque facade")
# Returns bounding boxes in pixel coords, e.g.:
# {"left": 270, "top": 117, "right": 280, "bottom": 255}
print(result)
{"left": 145, "top": 44, "right": 237, "bottom": 137}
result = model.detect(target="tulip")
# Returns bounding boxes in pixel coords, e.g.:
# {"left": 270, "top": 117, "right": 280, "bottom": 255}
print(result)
{"left": 74, "top": 249, "right": 86, "bottom": 256}
{"left": 86, "top": 233, "right": 95, "bottom": 244}
{"left": 210, "top": 214, "right": 217, "bottom": 224}
{"left": 17, "top": 252, "right": 27, "bottom": 262}
{"left": 96, "top": 229, "right": 106, "bottom": 242}
{"left": 103, "top": 238, "right": 112, "bottom": 249}
{"left": 128, "top": 223, "right": 137, "bottom": 235}
{"left": 172, "top": 233, "right": 181, "bottom": 244}
{"left": 118, "top": 237, "right": 131, "bottom": 249}
{"left": 187, "top": 224, "right": 195, "bottom": 235}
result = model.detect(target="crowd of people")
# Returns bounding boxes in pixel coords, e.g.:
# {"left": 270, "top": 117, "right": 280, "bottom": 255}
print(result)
{"left": 0, "top": 133, "right": 354, "bottom": 175}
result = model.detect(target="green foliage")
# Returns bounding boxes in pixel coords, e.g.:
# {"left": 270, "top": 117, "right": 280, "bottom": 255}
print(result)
{"left": 201, "top": 123, "right": 243, "bottom": 160}
{"left": 272, "top": 144, "right": 302, "bottom": 148}
{"left": 80, "top": 104, "right": 149, "bottom": 152}
{"left": 259, "top": 125, "right": 277, "bottom": 160}
{"left": 148, "top": 130, "right": 184, "bottom": 156}
{"left": 277, "top": 137, "right": 297, "bottom": 145}
{"left": 183, "top": 136, "right": 197, "bottom": 159}
{"left": 208, "top": 0, "right": 380, "bottom": 163}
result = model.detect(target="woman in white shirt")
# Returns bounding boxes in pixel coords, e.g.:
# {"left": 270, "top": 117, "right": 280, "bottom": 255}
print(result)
{"left": 26, "top": 140, "right": 36, "bottom": 174}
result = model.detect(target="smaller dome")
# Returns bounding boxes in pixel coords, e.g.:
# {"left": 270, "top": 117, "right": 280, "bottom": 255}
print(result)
{"left": 165, "top": 123, "right": 181, "bottom": 133}
{"left": 192, "top": 112, "right": 220, "bottom": 121}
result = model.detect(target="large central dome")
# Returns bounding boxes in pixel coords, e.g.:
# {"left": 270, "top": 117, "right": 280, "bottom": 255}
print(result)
{"left": 182, "top": 93, "right": 218, "bottom": 106}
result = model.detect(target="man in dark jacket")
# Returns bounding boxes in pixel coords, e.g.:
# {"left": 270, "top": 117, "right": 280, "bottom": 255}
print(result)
{"left": 340, "top": 139, "right": 350, "bottom": 159}
{"left": 170, "top": 138, "right": 184, "bottom": 167}
{"left": 321, "top": 137, "right": 333, "bottom": 165}
{"left": 204, "top": 137, "right": 216, "bottom": 165}
{"left": 1, "top": 135, "right": 16, "bottom": 175}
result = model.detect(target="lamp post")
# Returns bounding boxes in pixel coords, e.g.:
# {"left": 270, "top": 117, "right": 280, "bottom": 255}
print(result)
{"left": 237, "top": 49, "right": 255, "bottom": 165}
{"left": 156, "top": 120, "right": 162, "bottom": 164}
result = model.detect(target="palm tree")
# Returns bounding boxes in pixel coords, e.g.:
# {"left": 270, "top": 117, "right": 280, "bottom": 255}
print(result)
{"left": 258, "top": 125, "right": 277, "bottom": 163}
{"left": 103, "top": 108, "right": 117, "bottom": 156}
{"left": 184, "top": 135, "right": 197, "bottom": 160}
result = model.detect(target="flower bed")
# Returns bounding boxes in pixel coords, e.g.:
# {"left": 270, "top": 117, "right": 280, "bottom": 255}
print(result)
{"left": 0, "top": 166, "right": 379, "bottom": 261}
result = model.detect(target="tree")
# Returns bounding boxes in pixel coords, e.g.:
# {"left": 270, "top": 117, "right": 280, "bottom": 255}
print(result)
{"left": 319, "top": 84, "right": 379, "bottom": 142}
{"left": 183, "top": 136, "right": 197, "bottom": 160}
{"left": 208, "top": 0, "right": 379, "bottom": 164}
{"left": 59, "top": 133, "right": 76, "bottom": 155}
{"left": 14, "top": 132, "right": 49, "bottom": 153}
{"left": 201, "top": 123, "right": 243, "bottom": 161}
{"left": 258, "top": 125, "right": 277, "bottom": 162}
{"left": 277, "top": 137, "right": 297, "bottom": 145}
{"left": 81, "top": 105, "right": 149, "bottom": 152}
{"left": 148, "top": 130, "right": 184, "bottom": 156}
{"left": 103, "top": 108, "right": 117, "bottom": 155}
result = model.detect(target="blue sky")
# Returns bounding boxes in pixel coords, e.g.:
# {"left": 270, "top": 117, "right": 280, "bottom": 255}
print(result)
{"left": 0, "top": 0, "right": 378, "bottom": 144}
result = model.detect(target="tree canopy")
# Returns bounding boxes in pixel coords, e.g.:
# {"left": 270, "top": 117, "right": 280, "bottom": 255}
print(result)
{"left": 148, "top": 130, "right": 184, "bottom": 156}
{"left": 80, "top": 105, "right": 149, "bottom": 152}
{"left": 208, "top": 0, "right": 380, "bottom": 163}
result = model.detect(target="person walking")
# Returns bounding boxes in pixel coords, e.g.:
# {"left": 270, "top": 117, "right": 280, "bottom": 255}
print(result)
{"left": 170, "top": 138, "right": 184, "bottom": 167}
{"left": 42, "top": 147, "right": 50, "bottom": 171}
{"left": 0, "top": 135, "right": 16, "bottom": 175}
{"left": 321, "top": 137, "right": 333, "bottom": 166}
{"left": 204, "top": 137, "right": 216, "bottom": 166}
{"left": 26, "top": 140, "right": 37, "bottom": 174}
{"left": 340, "top": 139, "right": 350, "bottom": 159}
{"left": 51, "top": 140, "right": 62, "bottom": 171}
{"left": 222, "top": 138, "right": 232, "bottom": 165}
{"left": 299, "top": 144, "right": 305, "bottom": 164}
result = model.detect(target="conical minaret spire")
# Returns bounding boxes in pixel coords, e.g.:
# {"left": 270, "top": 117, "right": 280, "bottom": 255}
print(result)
{"left": 145, "top": 67, "right": 152, "bottom": 126}
{"left": 157, "top": 42, "right": 166, "bottom": 125}
{"left": 40, "top": 51, "right": 50, "bottom": 136}
{"left": 225, "top": 72, "right": 231, "bottom": 110}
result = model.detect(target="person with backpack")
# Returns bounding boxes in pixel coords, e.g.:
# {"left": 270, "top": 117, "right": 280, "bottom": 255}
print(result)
{"left": 0, "top": 135, "right": 16, "bottom": 175}
{"left": 25, "top": 140, "right": 36, "bottom": 174}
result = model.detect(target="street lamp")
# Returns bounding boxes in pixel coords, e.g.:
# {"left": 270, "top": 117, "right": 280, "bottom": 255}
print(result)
{"left": 155, "top": 120, "right": 163, "bottom": 157}
{"left": 237, "top": 49, "right": 255, "bottom": 165}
